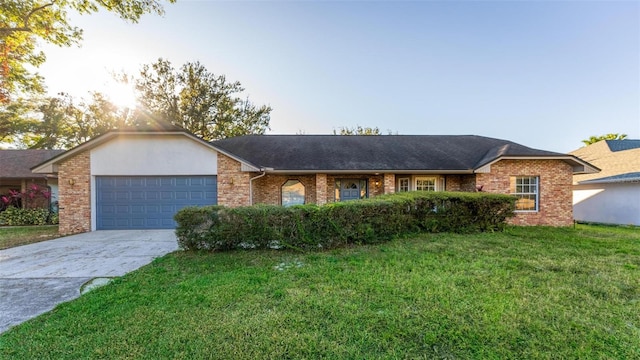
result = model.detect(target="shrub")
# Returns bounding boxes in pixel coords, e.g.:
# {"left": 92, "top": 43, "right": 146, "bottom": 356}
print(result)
{"left": 0, "top": 183, "right": 52, "bottom": 211}
{"left": 0, "top": 207, "right": 51, "bottom": 226}
{"left": 175, "top": 192, "right": 516, "bottom": 251}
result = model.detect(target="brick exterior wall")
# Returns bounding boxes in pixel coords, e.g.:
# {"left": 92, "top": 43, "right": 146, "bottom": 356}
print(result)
{"left": 475, "top": 159, "right": 574, "bottom": 226}
{"left": 445, "top": 175, "right": 477, "bottom": 192}
{"left": 58, "top": 151, "right": 91, "bottom": 235}
{"left": 250, "top": 174, "right": 389, "bottom": 205}
{"left": 384, "top": 173, "right": 395, "bottom": 194}
{"left": 369, "top": 175, "right": 385, "bottom": 197}
{"left": 445, "top": 175, "right": 461, "bottom": 191}
{"left": 253, "top": 175, "right": 317, "bottom": 205}
{"left": 316, "top": 174, "right": 328, "bottom": 205}
{"left": 460, "top": 175, "right": 478, "bottom": 192}
{"left": 217, "top": 154, "right": 251, "bottom": 207}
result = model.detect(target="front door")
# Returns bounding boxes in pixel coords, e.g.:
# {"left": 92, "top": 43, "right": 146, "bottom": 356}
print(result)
{"left": 340, "top": 180, "right": 361, "bottom": 201}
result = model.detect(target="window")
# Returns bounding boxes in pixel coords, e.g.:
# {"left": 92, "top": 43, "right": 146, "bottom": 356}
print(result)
{"left": 282, "top": 180, "right": 305, "bottom": 207}
{"left": 415, "top": 177, "right": 436, "bottom": 191}
{"left": 511, "top": 176, "right": 538, "bottom": 212}
{"left": 398, "top": 178, "right": 409, "bottom": 192}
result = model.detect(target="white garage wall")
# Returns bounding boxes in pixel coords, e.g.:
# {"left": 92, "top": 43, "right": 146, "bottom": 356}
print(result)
{"left": 90, "top": 134, "right": 218, "bottom": 175}
{"left": 89, "top": 134, "right": 219, "bottom": 230}
{"left": 574, "top": 183, "right": 640, "bottom": 226}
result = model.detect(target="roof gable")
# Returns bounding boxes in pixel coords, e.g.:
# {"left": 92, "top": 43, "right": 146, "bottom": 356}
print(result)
{"left": 571, "top": 139, "right": 640, "bottom": 183}
{"left": 31, "top": 127, "right": 260, "bottom": 174}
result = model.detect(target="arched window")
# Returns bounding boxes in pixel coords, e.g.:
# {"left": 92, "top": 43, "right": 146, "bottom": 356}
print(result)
{"left": 282, "top": 180, "right": 305, "bottom": 207}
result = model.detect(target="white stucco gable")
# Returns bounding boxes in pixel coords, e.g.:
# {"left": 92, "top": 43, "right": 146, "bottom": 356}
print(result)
{"left": 90, "top": 134, "right": 218, "bottom": 176}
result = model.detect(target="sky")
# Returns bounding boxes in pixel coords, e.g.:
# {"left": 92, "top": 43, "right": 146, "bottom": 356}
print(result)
{"left": 37, "top": 0, "right": 640, "bottom": 153}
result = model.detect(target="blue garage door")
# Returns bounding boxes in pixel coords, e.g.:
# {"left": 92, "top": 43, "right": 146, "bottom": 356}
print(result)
{"left": 96, "top": 176, "right": 217, "bottom": 230}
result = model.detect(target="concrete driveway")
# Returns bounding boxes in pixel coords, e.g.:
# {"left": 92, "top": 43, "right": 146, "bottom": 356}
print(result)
{"left": 0, "top": 230, "right": 179, "bottom": 334}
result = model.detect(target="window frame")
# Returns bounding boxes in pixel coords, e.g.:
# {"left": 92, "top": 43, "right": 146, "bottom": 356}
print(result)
{"left": 415, "top": 176, "right": 437, "bottom": 192}
{"left": 511, "top": 176, "right": 539, "bottom": 212}
{"left": 397, "top": 177, "right": 410, "bottom": 192}
{"left": 281, "top": 179, "right": 305, "bottom": 207}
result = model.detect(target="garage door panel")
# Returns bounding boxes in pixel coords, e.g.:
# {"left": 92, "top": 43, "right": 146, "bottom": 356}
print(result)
{"left": 205, "top": 191, "right": 217, "bottom": 199}
{"left": 130, "top": 178, "right": 145, "bottom": 187}
{"left": 131, "top": 191, "right": 145, "bottom": 200}
{"left": 97, "top": 176, "right": 217, "bottom": 230}
{"left": 116, "top": 205, "right": 129, "bottom": 214}
{"left": 189, "top": 191, "right": 203, "bottom": 200}
{"left": 131, "top": 205, "right": 145, "bottom": 214}
{"left": 161, "top": 178, "right": 173, "bottom": 186}
{"left": 176, "top": 178, "right": 188, "bottom": 186}
{"left": 175, "top": 191, "right": 188, "bottom": 200}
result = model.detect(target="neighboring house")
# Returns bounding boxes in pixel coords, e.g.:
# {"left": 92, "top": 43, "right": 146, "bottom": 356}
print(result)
{"left": 0, "top": 149, "right": 65, "bottom": 209}
{"left": 32, "top": 123, "right": 597, "bottom": 235}
{"left": 570, "top": 140, "right": 640, "bottom": 226}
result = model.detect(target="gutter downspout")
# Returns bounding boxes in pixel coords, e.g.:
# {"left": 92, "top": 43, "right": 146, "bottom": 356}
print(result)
{"left": 249, "top": 168, "right": 273, "bottom": 205}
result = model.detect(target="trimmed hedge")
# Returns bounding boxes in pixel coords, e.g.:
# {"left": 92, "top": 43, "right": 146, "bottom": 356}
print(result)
{"left": 0, "top": 207, "right": 53, "bottom": 226}
{"left": 175, "top": 191, "right": 516, "bottom": 251}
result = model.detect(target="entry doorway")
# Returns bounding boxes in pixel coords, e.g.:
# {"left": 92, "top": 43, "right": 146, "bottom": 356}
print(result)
{"left": 335, "top": 179, "right": 368, "bottom": 201}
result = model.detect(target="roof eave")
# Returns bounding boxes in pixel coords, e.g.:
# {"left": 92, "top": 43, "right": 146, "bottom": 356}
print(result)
{"left": 261, "top": 169, "right": 475, "bottom": 175}
{"left": 474, "top": 155, "right": 600, "bottom": 175}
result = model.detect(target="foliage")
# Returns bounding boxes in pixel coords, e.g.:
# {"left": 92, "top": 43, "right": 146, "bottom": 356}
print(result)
{"left": 0, "top": 183, "right": 57, "bottom": 225}
{"left": 134, "top": 58, "right": 272, "bottom": 141}
{"left": 174, "top": 192, "right": 516, "bottom": 251}
{"left": 28, "top": 92, "right": 134, "bottom": 148}
{"left": 0, "top": 96, "right": 40, "bottom": 144}
{"left": 333, "top": 125, "right": 383, "bottom": 135}
{"left": 2, "top": 92, "right": 139, "bottom": 148}
{"left": 0, "top": 206, "right": 50, "bottom": 225}
{"left": 582, "top": 133, "right": 628, "bottom": 146}
{"left": 0, "top": 0, "right": 176, "bottom": 101}
{"left": 0, "top": 183, "right": 51, "bottom": 210}
{"left": 3, "top": 59, "right": 272, "bottom": 147}
{"left": 1, "top": 225, "right": 638, "bottom": 358}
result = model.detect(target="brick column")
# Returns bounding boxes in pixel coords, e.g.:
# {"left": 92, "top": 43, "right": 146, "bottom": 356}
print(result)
{"left": 383, "top": 173, "right": 395, "bottom": 194}
{"left": 316, "top": 174, "right": 327, "bottom": 205}
{"left": 58, "top": 152, "right": 91, "bottom": 235}
{"left": 217, "top": 154, "right": 251, "bottom": 207}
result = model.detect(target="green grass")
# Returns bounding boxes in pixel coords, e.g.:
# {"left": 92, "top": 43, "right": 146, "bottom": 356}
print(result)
{"left": 0, "top": 225, "right": 59, "bottom": 250}
{"left": 1, "top": 225, "right": 639, "bottom": 359}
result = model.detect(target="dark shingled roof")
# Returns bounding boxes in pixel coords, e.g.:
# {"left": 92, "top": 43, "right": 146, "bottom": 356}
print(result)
{"left": 211, "top": 135, "right": 564, "bottom": 172}
{"left": 0, "top": 150, "right": 65, "bottom": 178}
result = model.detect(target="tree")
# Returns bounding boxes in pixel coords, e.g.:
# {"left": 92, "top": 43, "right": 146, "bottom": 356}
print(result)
{"left": 0, "top": 0, "right": 175, "bottom": 101}
{"left": 0, "top": 97, "right": 40, "bottom": 145}
{"left": 333, "top": 125, "right": 383, "bottom": 135}
{"left": 134, "top": 58, "right": 271, "bottom": 140}
{"left": 581, "top": 133, "right": 628, "bottom": 146}
{"left": 13, "top": 92, "right": 133, "bottom": 149}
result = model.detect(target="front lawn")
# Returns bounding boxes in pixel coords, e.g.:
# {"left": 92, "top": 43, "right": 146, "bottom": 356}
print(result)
{"left": 0, "top": 225, "right": 59, "bottom": 250}
{"left": 1, "top": 225, "right": 638, "bottom": 358}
